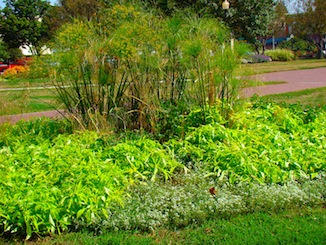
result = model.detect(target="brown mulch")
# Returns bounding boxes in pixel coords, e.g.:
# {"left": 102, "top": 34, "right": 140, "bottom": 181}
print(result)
{"left": 1, "top": 68, "right": 326, "bottom": 125}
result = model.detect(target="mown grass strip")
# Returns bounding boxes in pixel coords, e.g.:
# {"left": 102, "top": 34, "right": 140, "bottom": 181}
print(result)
{"left": 0, "top": 89, "right": 60, "bottom": 116}
{"left": 243, "top": 79, "right": 287, "bottom": 87}
{"left": 242, "top": 59, "right": 326, "bottom": 74}
{"left": 262, "top": 86, "right": 326, "bottom": 107}
{"left": 0, "top": 77, "right": 51, "bottom": 89}
{"left": 3, "top": 208, "right": 324, "bottom": 245}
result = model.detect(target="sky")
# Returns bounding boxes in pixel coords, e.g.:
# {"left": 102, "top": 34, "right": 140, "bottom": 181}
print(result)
{"left": 0, "top": 0, "right": 58, "bottom": 9}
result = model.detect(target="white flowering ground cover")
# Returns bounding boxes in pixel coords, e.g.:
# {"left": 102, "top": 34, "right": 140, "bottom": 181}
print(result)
{"left": 0, "top": 101, "right": 325, "bottom": 241}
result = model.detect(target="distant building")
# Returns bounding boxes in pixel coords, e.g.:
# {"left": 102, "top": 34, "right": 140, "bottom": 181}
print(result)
{"left": 20, "top": 44, "right": 52, "bottom": 56}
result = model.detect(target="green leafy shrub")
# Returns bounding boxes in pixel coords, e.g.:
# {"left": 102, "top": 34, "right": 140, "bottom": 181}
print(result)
{"left": 0, "top": 124, "right": 183, "bottom": 239}
{"left": 105, "top": 138, "right": 184, "bottom": 181}
{"left": 278, "top": 37, "right": 316, "bottom": 57}
{"left": 265, "top": 49, "right": 295, "bottom": 61}
{"left": 0, "top": 118, "right": 72, "bottom": 147}
{"left": 168, "top": 102, "right": 326, "bottom": 184}
{"left": 1, "top": 102, "right": 326, "bottom": 238}
{"left": 0, "top": 131, "right": 125, "bottom": 239}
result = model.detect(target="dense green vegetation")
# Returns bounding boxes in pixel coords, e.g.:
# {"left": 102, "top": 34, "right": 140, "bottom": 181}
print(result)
{"left": 1, "top": 1, "right": 326, "bottom": 244}
{"left": 47, "top": 8, "right": 248, "bottom": 132}
{"left": 1, "top": 59, "right": 325, "bottom": 117}
{"left": 278, "top": 37, "right": 317, "bottom": 58}
{"left": 1, "top": 101, "right": 325, "bottom": 241}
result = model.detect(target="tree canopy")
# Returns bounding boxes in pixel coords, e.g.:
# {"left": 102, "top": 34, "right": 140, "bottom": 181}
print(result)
{"left": 0, "top": 0, "right": 51, "bottom": 57}
{"left": 139, "top": 0, "right": 276, "bottom": 53}
{"left": 271, "top": 0, "right": 288, "bottom": 37}
{"left": 224, "top": 0, "right": 276, "bottom": 53}
{"left": 58, "top": 0, "right": 103, "bottom": 21}
{"left": 0, "top": 0, "right": 285, "bottom": 58}
{"left": 287, "top": 0, "right": 326, "bottom": 58}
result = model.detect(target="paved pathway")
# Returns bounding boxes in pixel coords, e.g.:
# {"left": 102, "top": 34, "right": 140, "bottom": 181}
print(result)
{"left": 0, "top": 85, "right": 57, "bottom": 91}
{"left": 0, "top": 110, "right": 65, "bottom": 124}
{"left": 243, "top": 67, "right": 326, "bottom": 97}
{"left": 1, "top": 67, "right": 326, "bottom": 124}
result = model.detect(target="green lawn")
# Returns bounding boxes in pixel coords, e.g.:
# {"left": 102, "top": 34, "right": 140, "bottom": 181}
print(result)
{"left": 241, "top": 59, "right": 326, "bottom": 107}
{"left": 0, "top": 89, "right": 61, "bottom": 116}
{"left": 244, "top": 80, "right": 287, "bottom": 87}
{"left": 3, "top": 208, "right": 325, "bottom": 245}
{"left": 0, "top": 77, "right": 51, "bottom": 89}
{"left": 262, "top": 86, "right": 326, "bottom": 107}
{"left": 242, "top": 58, "right": 326, "bottom": 74}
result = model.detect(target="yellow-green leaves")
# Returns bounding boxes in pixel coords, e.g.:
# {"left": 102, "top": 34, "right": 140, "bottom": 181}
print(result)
{"left": 55, "top": 19, "right": 93, "bottom": 51}
{"left": 0, "top": 123, "right": 183, "bottom": 239}
{"left": 168, "top": 102, "right": 326, "bottom": 184}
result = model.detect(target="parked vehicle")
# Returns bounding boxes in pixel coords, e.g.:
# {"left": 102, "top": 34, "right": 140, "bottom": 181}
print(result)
{"left": 0, "top": 63, "right": 9, "bottom": 73}
{"left": 0, "top": 57, "right": 31, "bottom": 73}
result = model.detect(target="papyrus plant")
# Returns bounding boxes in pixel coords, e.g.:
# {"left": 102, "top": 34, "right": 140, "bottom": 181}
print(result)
{"left": 50, "top": 5, "right": 247, "bottom": 132}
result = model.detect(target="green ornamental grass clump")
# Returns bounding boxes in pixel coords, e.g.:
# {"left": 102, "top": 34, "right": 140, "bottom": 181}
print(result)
{"left": 265, "top": 49, "right": 295, "bottom": 61}
{"left": 49, "top": 6, "right": 249, "bottom": 133}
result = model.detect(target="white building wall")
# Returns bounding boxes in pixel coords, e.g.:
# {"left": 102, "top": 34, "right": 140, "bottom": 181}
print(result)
{"left": 20, "top": 45, "right": 52, "bottom": 56}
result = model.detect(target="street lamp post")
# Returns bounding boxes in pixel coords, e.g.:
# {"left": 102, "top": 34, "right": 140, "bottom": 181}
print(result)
{"left": 222, "top": 0, "right": 230, "bottom": 10}
{"left": 221, "top": 0, "right": 233, "bottom": 50}
{"left": 220, "top": 0, "right": 232, "bottom": 116}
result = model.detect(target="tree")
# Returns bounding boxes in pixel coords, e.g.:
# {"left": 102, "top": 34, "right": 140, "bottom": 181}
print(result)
{"left": 41, "top": 5, "right": 66, "bottom": 41}
{"left": 139, "top": 0, "right": 276, "bottom": 53}
{"left": 58, "top": 0, "right": 103, "bottom": 21}
{"left": 223, "top": 0, "right": 276, "bottom": 53}
{"left": 272, "top": 0, "right": 289, "bottom": 37}
{"left": 260, "top": 0, "right": 289, "bottom": 52}
{"left": 288, "top": 0, "right": 326, "bottom": 58}
{"left": 41, "top": 0, "right": 105, "bottom": 37}
{"left": 0, "top": 0, "right": 51, "bottom": 57}
{"left": 0, "top": 40, "right": 11, "bottom": 61}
